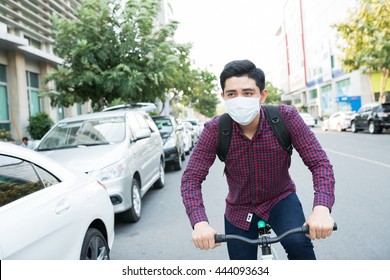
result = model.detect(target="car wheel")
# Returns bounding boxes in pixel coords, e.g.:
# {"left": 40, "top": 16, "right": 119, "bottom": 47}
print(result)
{"left": 368, "top": 121, "right": 380, "bottom": 134}
{"left": 173, "top": 154, "right": 182, "bottom": 170}
{"left": 351, "top": 121, "right": 358, "bottom": 133}
{"left": 121, "top": 178, "right": 141, "bottom": 223}
{"left": 336, "top": 123, "right": 342, "bottom": 132}
{"left": 80, "top": 228, "right": 110, "bottom": 260}
{"left": 154, "top": 160, "right": 165, "bottom": 189}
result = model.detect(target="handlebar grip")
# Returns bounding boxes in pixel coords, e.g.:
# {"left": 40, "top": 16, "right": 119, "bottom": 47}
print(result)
{"left": 302, "top": 223, "right": 338, "bottom": 234}
{"left": 215, "top": 234, "right": 226, "bottom": 243}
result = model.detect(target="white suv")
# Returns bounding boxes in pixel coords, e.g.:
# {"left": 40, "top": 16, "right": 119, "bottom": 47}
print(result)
{"left": 36, "top": 109, "right": 165, "bottom": 223}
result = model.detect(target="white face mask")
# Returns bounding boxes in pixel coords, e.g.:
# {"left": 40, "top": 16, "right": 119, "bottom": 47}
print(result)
{"left": 225, "top": 97, "right": 260, "bottom": 125}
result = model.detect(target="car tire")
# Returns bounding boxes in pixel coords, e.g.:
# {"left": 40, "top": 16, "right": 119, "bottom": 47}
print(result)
{"left": 154, "top": 160, "right": 165, "bottom": 189}
{"left": 351, "top": 121, "right": 358, "bottom": 133}
{"left": 121, "top": 178, "right": 141, "bottom": 223}
{"left": 368, "top": 121, "right": 380, "bottom": 134}
{"left": 173, "top": 155, "right": 182, "bottom": 170}
{"left": 80, "top": 228, "right": 110, "bottom": 260}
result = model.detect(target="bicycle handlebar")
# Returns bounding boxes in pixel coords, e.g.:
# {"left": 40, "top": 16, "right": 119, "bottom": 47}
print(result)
{"left": 215, "top": 223, "right": 337, "bottom": 245}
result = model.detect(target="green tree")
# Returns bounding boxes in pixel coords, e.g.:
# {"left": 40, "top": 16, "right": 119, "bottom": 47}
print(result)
{"left": 333, "top": 0, "right": 390, "bottom": 103}
{"left": 264, "top": 81, "right": 282, "bottom": 104}
{"left": 44, "top": 0, "right": 218, "bottom": 114}
{"left": 173, "top": 69, "right": 219, "bottom": 118}
{"left": 26, "top": 112, "right": 54, "bottom": 140}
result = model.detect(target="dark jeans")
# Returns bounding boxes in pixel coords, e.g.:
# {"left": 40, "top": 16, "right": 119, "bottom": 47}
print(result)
{"left": 224, "top": 193, "right": 316, "bottom": 260}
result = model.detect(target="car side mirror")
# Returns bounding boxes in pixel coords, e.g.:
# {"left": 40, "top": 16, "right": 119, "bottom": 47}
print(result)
{"left": 135, "top": 128, "right": 151, "bottom": 140}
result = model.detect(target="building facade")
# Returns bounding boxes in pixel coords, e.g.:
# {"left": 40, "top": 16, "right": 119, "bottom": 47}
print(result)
{"left": 0, "top": 0, "right": 88, "bottom": 143}
{"left": 275, "top": 0, "right": 387, "bottom": 119}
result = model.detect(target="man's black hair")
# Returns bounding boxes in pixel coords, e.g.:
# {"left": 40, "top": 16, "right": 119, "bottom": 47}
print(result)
{"left": 219, "top": 59, "right": 265, "bottom": 92}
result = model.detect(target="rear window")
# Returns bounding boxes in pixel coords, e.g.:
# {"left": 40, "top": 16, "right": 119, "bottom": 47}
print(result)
{"left": 153, "top": 118, "right": 174, "bottom": 135}
{"left": 379, "top": 104, "right": 390, "bottom": 113}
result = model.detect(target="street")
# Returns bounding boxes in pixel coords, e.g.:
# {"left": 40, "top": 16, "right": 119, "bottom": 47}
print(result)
{"left": 110, "top": 127, "right": 390, "bottom": 260}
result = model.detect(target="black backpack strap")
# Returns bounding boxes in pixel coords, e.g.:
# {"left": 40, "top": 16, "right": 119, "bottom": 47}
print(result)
{"left": 217, "top": 113, "right": 232, "bottom": 162}
{"left": 263, "top": 105, "right": 293, "bottom": 156}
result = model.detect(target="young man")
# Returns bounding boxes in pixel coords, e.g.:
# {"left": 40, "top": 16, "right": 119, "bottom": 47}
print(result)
{"left": 181, "top": 59, "right": 335, "bottom": 260}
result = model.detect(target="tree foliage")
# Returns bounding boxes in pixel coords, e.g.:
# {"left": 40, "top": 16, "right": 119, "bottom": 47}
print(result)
{"left": 170, "top": 68, "right": 219, "bottom": 118}
{"left": 333, "top": 0, "right": 390, "bottom": 102}
{"left": 264, "top": 81, "right": 282, "bottom": 104}
{"left": 44, "top": 0, "right": 219, "bottom": 113}
{"left": 27, "top": 112, "right": 54, "bottom": 140}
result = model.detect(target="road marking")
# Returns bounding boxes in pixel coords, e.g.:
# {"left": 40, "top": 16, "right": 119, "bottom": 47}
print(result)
{"left": 324, "top": 148, "right": 390, "bottom": 169}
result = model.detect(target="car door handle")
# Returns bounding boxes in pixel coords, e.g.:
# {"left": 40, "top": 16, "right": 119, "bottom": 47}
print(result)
{"left": 55, "top": 199, "right": 71, "bottom": 215}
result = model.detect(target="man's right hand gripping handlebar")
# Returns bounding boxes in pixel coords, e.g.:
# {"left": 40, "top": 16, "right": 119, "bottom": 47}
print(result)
{"left": 192, "top": 221, "right": 221, "bottom": 250}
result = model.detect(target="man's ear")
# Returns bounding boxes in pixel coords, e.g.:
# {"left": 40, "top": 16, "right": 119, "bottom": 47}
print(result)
{"left": 260, "top": 89, "right": 268, "bottom": 104}
{"left": 220, "top": 92, "right": 225, "bottom": 99}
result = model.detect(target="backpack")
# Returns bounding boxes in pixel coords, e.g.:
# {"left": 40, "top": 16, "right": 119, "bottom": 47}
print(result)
{"left": 217, "top": 105, "right": 293, "bottom": 162}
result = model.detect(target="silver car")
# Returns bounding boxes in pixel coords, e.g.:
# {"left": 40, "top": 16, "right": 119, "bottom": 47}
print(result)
{"left": 36, "top": 110, "right": 165, "bottom": 223}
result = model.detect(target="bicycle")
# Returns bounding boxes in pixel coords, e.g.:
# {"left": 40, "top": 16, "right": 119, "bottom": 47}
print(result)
{"left": 215, "top": 220, "right": 338, "bottom": 260}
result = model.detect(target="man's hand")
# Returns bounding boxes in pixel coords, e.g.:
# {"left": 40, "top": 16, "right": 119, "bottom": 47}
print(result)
{"left": 192, "top": 221, "right": 220, "bottom": 250}
{"left": 304, "top": 205, "right": 334, "bottom": 240}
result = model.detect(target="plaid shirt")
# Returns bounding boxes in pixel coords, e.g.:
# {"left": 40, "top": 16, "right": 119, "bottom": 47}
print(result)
{"left": 181, "top": 104, "right": 335, "bottom": 230}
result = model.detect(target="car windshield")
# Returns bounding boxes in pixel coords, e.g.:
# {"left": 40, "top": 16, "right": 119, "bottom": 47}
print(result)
{"left": 37, "top": 116, "right": 126, "bottom": 151}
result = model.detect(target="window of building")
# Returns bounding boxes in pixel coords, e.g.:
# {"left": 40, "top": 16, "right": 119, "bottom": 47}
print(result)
{"left": 309, "top": 89, "right": 318, "bottom": 99}
{"left": 0, "top": 64, "right": 10, "bottom": 132}
{"left": 24, "top": 35, "right": 41, "bottom": 49}
{"left": 336, "top": 78, "right": 351, "bottom": 97}
{"left": 57, "top": 106, "right": 65, "bottom": 120}
{"left": 77, "top": 103, "right": 82, "bottom": 115}
{"left": 26, "top": 71, "right": 41, "bottom": 116}
{"left": 330, "top": 55, "right": 335, "bottom": 69}
{"left": 0, "top": 64, "right": 6, "bottom": 83}
{"left": 321, "top": 84, "right": 332, "bottom": 110}
{"left": 293, "top": 99, "right": 301, "bottom": 105}
{"left": 0, "top": 86, "right": 8, "bottom": 122}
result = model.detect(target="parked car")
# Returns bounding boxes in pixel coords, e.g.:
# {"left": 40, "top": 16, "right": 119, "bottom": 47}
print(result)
{"left": 0, "top": 142, "right": 114, "bottom": 260}
{"left": 152, "top": 115, "right": 185, "bottom": 171}
{"left": 35, "top": 110, "right": 165, "bottom": 223}
{"left": 299, "top": 112, "right": 316, "bottom": 127}
{"left": 183, "top": 118, "right": 201, "bottom": 144}
{"left": 351, "top": 102, "right": 390, "bottom": 134}
{"left": 321, "top": 111, "right": 356, "bottom": 132}
{"left": 179, "top": 121, "right": 193, "bottom": 155}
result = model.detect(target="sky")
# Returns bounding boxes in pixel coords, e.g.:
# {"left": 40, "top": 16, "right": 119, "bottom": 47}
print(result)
{"left": 169, "top": 0, "right": 287, "bottom": 84}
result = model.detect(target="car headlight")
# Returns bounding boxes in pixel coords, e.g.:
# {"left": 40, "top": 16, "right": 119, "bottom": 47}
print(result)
{"left": 96, "top": 159, "right": 126, "bottom": 181}
{"left": 164, "top": 136, "right": 176, "bottom": 149}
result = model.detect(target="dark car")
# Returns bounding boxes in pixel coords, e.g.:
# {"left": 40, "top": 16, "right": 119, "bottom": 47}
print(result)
{"left": 351, "top": 102, "right": 390, "bottom": 134}
{"left": 152, "top": 116, "right": 185, "bottom": 170}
